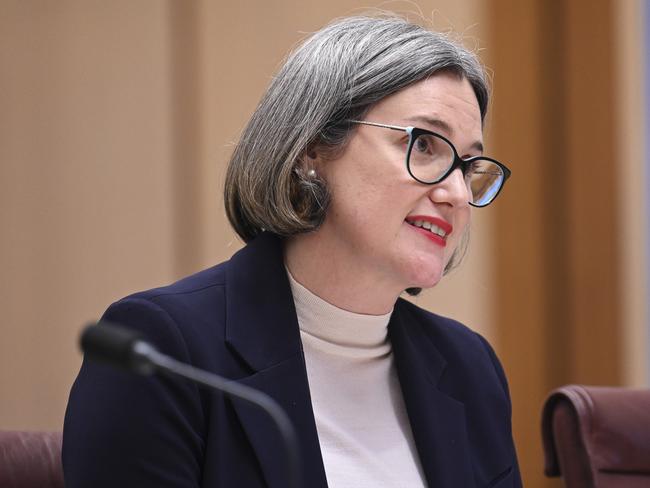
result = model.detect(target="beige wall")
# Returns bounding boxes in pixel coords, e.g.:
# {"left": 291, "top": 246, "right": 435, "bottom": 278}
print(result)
{"left": 0, "top": 0, "right": 491, "bottom": 429}
{"left": 1, "top": 0, "right": 177, "bottom": 429}
{"left": 0, "top": 1, "right": 647, "bottom": 486}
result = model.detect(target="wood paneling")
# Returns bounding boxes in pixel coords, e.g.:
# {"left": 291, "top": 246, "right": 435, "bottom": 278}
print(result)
{"left": 563, "top": 0, "right": 622, "bottom": 385}
{"left": 487, "top": 2, "right": 557, "bottom": 486}
{"left": 488, "top": 0, "right": 625, "bottom": 486}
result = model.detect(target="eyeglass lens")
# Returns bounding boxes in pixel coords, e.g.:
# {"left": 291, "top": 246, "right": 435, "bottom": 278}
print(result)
{"left": 408, "top": 133, "right": 505, "bottom": 206}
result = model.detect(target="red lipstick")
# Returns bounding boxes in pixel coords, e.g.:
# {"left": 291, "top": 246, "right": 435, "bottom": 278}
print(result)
{"left": 405, "top": 215, "right": 453, "bottom": 247}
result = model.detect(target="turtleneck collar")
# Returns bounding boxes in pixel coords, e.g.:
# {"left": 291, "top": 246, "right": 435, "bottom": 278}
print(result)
{"left": 286, "top": 267, "right": 393, "bottom": 358}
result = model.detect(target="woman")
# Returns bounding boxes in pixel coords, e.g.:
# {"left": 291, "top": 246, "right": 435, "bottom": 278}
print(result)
{"left": 63, "top": 15, "right": 521, "bottom": 488}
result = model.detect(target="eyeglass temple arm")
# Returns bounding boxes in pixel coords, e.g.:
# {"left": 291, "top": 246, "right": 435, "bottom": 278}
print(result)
{"left": 348, "top": 120, "right": 410, "bottom": 132}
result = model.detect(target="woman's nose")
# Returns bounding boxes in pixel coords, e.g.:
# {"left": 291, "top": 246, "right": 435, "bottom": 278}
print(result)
{"left": 429, "top": 168, "right": 471, "bottom": 207}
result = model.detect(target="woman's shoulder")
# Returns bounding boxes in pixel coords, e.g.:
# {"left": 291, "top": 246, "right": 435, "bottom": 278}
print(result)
{"left": 100, "top": 260, "right": 234, "bottom": 369}
{"left": 123, "top": 260, "right": 229, "bottom": 306}
{"left": 63, "top": 263, "right": 235, "bottom": 488}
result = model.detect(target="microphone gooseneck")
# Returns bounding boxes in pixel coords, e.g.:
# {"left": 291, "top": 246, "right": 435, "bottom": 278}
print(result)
{"left": 80, "top": 321, "right": 302, "bottom": 488}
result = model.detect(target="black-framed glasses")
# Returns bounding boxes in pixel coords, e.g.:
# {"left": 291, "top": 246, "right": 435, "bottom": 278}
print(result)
{"left": 349, "top": 120, "right": 511, "bottom": 207}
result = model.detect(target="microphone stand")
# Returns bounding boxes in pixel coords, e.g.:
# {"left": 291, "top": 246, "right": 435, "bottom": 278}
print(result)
{"left": 82, "top": 323, "right": 302, "bottom": 488}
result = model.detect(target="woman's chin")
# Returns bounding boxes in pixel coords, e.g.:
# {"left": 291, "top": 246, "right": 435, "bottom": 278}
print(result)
{"left": 403, "top": 267, "right": 444, "bottom": 291}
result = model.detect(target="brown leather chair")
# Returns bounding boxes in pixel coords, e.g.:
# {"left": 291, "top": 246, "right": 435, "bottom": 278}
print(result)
{"left": 0, "top": 431, "right": 63, "bottom": 488}
{"left": 541, "top": 385, "right": 650, "bottom": 488}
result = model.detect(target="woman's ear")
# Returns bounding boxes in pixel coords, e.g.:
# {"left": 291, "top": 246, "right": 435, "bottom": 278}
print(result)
{"left": 297, "top": 145, "right": 324, "bottom": 177}
{"left": 290, "top": 144, "right": 331, "bottom": 229}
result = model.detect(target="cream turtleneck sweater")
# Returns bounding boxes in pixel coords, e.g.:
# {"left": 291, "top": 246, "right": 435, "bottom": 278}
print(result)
{"left": 287, "top": 270, "right": 427, "bottom": 488}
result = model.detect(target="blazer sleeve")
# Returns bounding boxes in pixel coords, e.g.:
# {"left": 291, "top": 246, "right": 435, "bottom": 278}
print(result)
{"left": 63, "top": 297, "right": 206, "bottom": 488}
{"left": 476, "top": 333, "right": 523, "bottom": 488}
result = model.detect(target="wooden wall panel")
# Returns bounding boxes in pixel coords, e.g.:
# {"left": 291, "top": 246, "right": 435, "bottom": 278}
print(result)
{"left": 615, "top": 0, "right": 648, "bottom": 388}
{"left": 563, "top": 0, "right": 623, "bottom": 385}
{"left": 486, "top": 1, "right": 556, "bottom": 486}
{"left": 488, "top": 0, "right": 629, "bottom": 486}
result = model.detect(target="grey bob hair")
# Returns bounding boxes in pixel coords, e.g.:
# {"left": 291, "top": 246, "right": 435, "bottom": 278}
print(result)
{"left": 225, "top": 15, "right": 489, "bottom": 272}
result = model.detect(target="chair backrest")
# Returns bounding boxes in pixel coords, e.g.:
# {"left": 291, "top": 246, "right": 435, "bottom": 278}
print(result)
{"left": 0, "top": 431, "right": 63, "bottom": 488}
{"left": 541, "top": 385, "right": 650, "bottom": 488}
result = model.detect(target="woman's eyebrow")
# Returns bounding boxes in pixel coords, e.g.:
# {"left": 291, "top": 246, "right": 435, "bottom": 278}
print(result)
{"left": 405, "top": 115, "right": 484, "bottom": 153}
{"left": 406, "top": 115, "right": 453, "bottom": 134}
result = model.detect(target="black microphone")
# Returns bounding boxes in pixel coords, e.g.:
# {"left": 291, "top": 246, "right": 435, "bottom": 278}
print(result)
{"left": 80, "top": 321, "right": 302, "bottom": 488}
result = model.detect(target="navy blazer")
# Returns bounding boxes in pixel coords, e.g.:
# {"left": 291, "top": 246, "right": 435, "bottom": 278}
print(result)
{"left": 63, "top": 232, "right": 522, "bottom": 488}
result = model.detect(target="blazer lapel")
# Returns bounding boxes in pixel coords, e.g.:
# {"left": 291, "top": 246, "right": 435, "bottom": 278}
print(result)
{"left": 223, "top": 233, "right": 328, "bottom": 488}
{"left": 389, "top": 302, "right": 474, "bottom": 488}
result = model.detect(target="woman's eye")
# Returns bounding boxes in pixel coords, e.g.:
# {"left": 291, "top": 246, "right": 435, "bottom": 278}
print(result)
{"left": 414, "top": 137, "right": 430, "bottom": 153}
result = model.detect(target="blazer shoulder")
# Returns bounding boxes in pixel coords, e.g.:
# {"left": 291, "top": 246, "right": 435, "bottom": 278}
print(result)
{"left": 101, "top": 260, "right": 233, "bottom": 371}
{"left": 129, "top": 260, "right": 228, "bottom": 302}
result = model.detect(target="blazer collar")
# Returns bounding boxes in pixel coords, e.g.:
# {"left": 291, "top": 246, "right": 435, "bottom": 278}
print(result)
{"left": 224, "top": 233, "right": 328, "bottom": 488}
{"left": 225, "top": 232, "right": 301, "bottom": 372}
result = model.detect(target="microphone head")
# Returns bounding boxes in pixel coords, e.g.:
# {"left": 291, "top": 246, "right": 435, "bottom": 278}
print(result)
{"left": 80, "top": 322, "right": 155, "bottom": 375}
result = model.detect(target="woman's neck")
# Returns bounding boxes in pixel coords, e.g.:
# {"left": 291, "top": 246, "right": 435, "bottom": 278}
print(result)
{"left": 284, "top": 233, "right": 402, "bottom": 315}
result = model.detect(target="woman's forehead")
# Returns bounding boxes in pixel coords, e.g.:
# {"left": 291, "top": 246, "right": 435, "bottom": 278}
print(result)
{"left": 368, "top": 76, "right": 483, "bottom": 142}
{"left": 378, "top": 75, "right": 479, "bottom": 115}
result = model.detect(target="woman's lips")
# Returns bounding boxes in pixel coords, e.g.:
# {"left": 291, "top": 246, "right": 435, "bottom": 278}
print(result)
{"left": 405, "top": 215, "right": 453, "bottom": 247}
